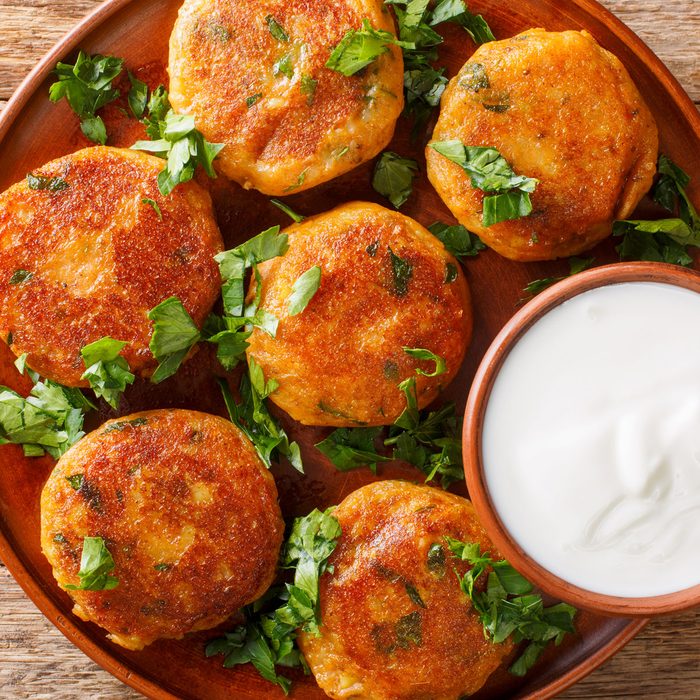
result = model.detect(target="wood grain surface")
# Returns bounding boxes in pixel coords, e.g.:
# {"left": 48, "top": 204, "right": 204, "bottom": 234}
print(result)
{"left": 1, "top": 0, "right": 699, "bottom": 699}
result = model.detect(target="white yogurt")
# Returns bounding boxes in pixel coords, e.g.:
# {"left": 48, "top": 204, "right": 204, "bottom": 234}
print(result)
{"left": 482, "top": 281, "right": 700, "bottom": 597}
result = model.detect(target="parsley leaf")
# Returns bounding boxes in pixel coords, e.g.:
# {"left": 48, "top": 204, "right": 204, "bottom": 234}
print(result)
{"left": 9, "top": 269, "right": 33, "bottom": 285}
{"left": 219, "top": 360, "right": 303, "bottom": 472}
{"left": 654, "top": 154, "right": 700, "bottom": 230}
{"left": 430, "top": 140, "right": 538, "bottom": 226}
{"left": 0, "top": 375, "right": 93, "bottom": 458}
{"left": 270, "top": 199, "right": 305, "bottom": 223}
{"left": 300, "top": 74, "right": 318, "bottom": 105}
{"left": 287, "top": 266, "right": 321, "bottom": 316}
{"left": 127, "top": 71, "right": 148, "bottom": 118}
{"left": 207, "top": 508, "right": 341, "bottom": 694}
{"left": 148, "top": 297, "right": 202, "bottom": 383}
{"left": 80, "top": 337, "right": 135, "bottom": 409}
{"left": 64, "top": 536, "right": 119, "bottom": 591}
{"left": 521, "top": 257, "right": 595, "bottom": 300}
{"left": 266, "top": 15, "right": 289, "bottom": 43}
{"left": 428, "top": 221, "right": 485, "bottom": 259}
{"left": 26, "top": 173, "right": 69, "bottom": 193}
{"left": 389, "top": 247, "right": 413, "bottom": 297}
{"left": 372, "top": 152, "right": 419, "bottom": 209}
{"left": 49, "top": 51, "right": 124, "bottom": 144}
{"left": 326, "top": 19, "right": 413, "bottom": 77}
{"left": 444, "top": 538, "right": 576, "bottom": 676}
{"left": 141, "top": 197, "right": 163, "bottom": 220}
{"left": 132, "top": 104, "right": 224, "bottom": 196}
{"left": 402, "top": 347, "right": 447, "bottom": 376}
{"left": 316, "top": 427, "right": 390, "bottom": 472}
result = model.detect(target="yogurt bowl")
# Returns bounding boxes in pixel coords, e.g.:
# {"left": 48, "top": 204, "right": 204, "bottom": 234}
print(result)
{"left": 464, "top": 262, "right": 700, "bottom": 616}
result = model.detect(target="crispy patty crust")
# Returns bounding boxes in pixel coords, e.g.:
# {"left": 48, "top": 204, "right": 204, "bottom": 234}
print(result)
{"left": 40, "top": 409, "right": 283, "bottom": 650}
{"left": 426, "top": 29, "right": 658, "bottom": 261}
{"left": 0, "top": 147, "right": 223, "bottom": 386}
{"left": 246, "top": 202, "right": 471, "bottom": 426}
{"left": 168, "top": 0, "right": 404, "bottom": 195}
{"left": 299, "top": 481, "right": 512, "bottom": 699}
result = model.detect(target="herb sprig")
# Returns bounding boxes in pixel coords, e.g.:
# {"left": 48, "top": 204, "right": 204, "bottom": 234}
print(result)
{"left": 64, "top": 536, "right": 119, "bottom": 591}
{"left": 444, "top": 538, "right": 577, "bottom": 676}
{"left": 80, "top": 337, "right": 135, "bottom": 409}
{"left": 206, "top": 508, "right": 341, "bottom": 694}
{"left": 521, "top": 257, "right": 594, "bottom": 301}
{"left": 372, "top": 152, "right": 419, "bottom": 209}
{"left": 430, "top": 140, "right": 538, "bottom": 226}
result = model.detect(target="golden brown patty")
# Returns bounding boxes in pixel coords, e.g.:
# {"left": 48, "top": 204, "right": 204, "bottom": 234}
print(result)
{"left": 298, "top": 481, "right": 512, "bottom": 699}
{"left": 246, "top": 202, "right": 471, "bottom": 426}
{"left": 168, "top": 0, "right": 404, "bottom": 195}
{"left": 426, "top": 29, "right": 658, "bottom": 261}
{"left": 0, "top": 146, "right": 223, "bottom": 386}
{"left": 40, "top": 409, "right": 283, "bottom": 650}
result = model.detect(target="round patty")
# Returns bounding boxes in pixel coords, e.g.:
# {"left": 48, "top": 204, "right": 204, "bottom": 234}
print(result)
{"left": 298, "top": 481, "right": 512, "bottom": 699}
{"left": 426, "top": 29, "right": 658, "bottom": 261}
{"left": 168, "top": 0, "right": 404, "bottom": 195}
{"left": 246, "top": 202, "right": 472, "bottom": 426}
{"left": 0, "top": 146, "right": 223, "bottom": 386}
{"left": 40, "top": 409, "right": 283, "bottom": 650}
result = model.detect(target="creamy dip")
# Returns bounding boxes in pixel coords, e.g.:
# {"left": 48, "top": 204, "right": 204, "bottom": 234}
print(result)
{"left": 483, "top": 281, "right": 700, "bottom": 597}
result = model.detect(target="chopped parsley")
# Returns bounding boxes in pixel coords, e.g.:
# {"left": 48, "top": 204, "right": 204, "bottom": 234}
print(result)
{"left": 132, "top": 94, "right": 224, "bottom": 196}
{"left": 26, "top": 173, "right": 69, "bottom": 193}
{"left": 64, "top": 536, "right": 119, "bottom": 591}
{"left": 445, "top": 538, "right": 577, "bottom": 676}
{"left": 402, "top": 347, "right": 446, "bottom": 376}
{"left": 265, "top": 15, "right": 289, "bottom": 43}
{"left": 219, "top": 360, "right": 302, "bottom": 472}
{"left": 430, "top": 140, "right": 538, "bottom": 226}
{"left": 325, "top": 19, "right": 413, "bottom": 77}
{"left": 246, "top": 93, "right": 263, "bottom": 108}
{"left": 372, "top": 152, "right": 419, "bottom": 209}
{"left": 270, "top": 199, "right": 305, "bottom": 223}
{"left": 521, "top": 257, "right": 594, "bottom": 300}
{"left": 65, "top": 473, "right": 84, "bottom": 490}
{"left": 614, "top": 155, "right": 700, "bottom": 266}
{"left": 388, "top": 247, "right": 413, "bottom": 297}
{"left": 0, "top": 374, "right": 93, "bottom": 458}
{"left": 428, "top": 221, "right": 485, "bottom": 259}
{"left": 49, "top": 51, "right": 124, "bottom": 145}
{"left": 300, "top": 74, "right": 318, "bottom": 105}
{"left": 316, "top": 427, "right": 391, "bottom": 472}
{"left": 80, "top": 337, "right": 135, "bottom": 409}
{"left": 102, "top": 417, "right": 148, "bottom": 434}
{"left": 274, "top": 54, "right": 294, "bottom": 79}
{"left": 141, "top": 197, "right": 163, "bottom": 220}
{"left": 9, "top": 269, "right": 33, "bottom": 285}
{"left": 127, "top": 71, "right": 148, "bottom": 118}
{"left": 148, "top": 297, "right": 202, "bottom": 383}
{"left": 206, "top": 508, "right": 341, "bottom": 694}
{"left": 287, "top": 266, "right": 321, "bottom": 316}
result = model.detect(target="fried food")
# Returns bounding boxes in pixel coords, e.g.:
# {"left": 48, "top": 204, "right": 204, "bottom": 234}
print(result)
{"left": 298, "top": 480, "right": 512, "bottom": 699}
{"left": 0, "top": 146, "right": 223, "bottom": 386}
{"left": 246, "top": 202, "right": 471, "bottom": 426}
{"left": 168, "top": 0, "right": 404, "bottom": 195}
{"left": 426, "top": 29, "right": 658, "bottom": 261}
{"left": 40, "top": 409, "right": 283, "bottom": 650}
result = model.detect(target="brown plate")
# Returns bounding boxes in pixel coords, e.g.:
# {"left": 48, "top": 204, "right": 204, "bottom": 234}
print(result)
{"left": 0, "top": 0, "right": 698, "bottom": 697}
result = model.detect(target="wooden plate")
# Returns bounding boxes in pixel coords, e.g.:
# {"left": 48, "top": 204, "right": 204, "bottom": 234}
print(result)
{"left": 0, "top": 0, "right": 697, "bottom": 697}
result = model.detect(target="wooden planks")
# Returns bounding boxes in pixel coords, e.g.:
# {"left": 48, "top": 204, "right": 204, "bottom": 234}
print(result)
{"left": 0, "top": 1, "right": 699, "bottom": 699}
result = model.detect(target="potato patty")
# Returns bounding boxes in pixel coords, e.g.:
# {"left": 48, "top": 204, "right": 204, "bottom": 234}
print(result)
{"left": 246, "top": 202, "right": 471, "bottom": 426}
{"left": 0, "top": 146, "right": 223, "bottom": 386}
{"left": 40, "top": 409, "right": 283, "bottom": 650}
{"left": 426, "top": 29, "right": 658, "bottom": 261}
{"left": 168, "top": 0, "right": 404, "bottom": 195}
{"left": 299, "top": 481, "right": 512, "bottom": 699}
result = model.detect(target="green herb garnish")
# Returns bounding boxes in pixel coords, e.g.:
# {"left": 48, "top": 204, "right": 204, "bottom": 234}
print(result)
{"left": 316, "top": 427, "right": 391, "bottom": 473}
{"left": 428, "top": 221, "right": 485, "bottom": 259}
{"left": 246, "top": 93, "right": 263, "bottom": 108}
{"left": 141, "top": 197, "right": 163, "bottom": 220}
{"left": 300, "top": 74, "right": 318, "bottom": 105}
{"left": 325, "top": 19, "right": 412, "bottom": 77}
{"left": 9, "top": 269, "right": 33, "bottom": 285}
{"left": 65, "top": 473, "right": 84, "bottom": 490}
{"left": 445, "top": 538, "right": 576, "bottom": 676}
{"left": 388, "top": 247, "right": 413, "bottom": 297}
{"left": 207, "top": 508, "right": 341, "bottom": 694}
{"left": 80, "top": 337, "right": 135, "bottom": 409}
{"left": 270, "top": 199, "right": 305, "bottom": 223}
{"left": 132, "top": 106, "right": 224, "bottom": 196}
{"left": 147, "top": 297, "right": 202, "bottom": 383}
{"left": 372, "top": 152, "right": 419, "bottom": 209}
{"left": 127, "top": 71, "right": 148, "bottom": 118}
{"left": 26, "top": 173, "right": 69, "bottom": 193}
{"left": 49, "top": 51, "right": 124, "bottom": 144}
{"left": 287, "top": 266, "right": 321, "bottom": 316}
{"left": 402, "top": 347, "right": 447, "bottom": 376}
{"left": 64, "top": 536, "right": 119, "bottom": 591}
{"left": 521, "top": 257, "right": 594, "bottom": 300}
{"left": 266, "top": 15, "right": 289, "bottom": 43}
{"left": 430, "top": 140, "right": 538, "bottom": 226}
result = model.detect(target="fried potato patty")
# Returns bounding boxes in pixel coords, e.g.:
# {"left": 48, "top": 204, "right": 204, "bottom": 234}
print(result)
{"left": 426, "top": 29, "right": 658, "bottom": 261}
{"left": 40, "top": 409, "right": 283, "bottom": 650}
{"left": 299, "top": 481, "right": 512, "bottom": 699}
{"left": 168, "top": 0, "right": 404, "bottom": 195}
{"left": 246, "top": 202, "right": 471, "bottom": 426}
{"left": 0, "top": 147, "right": 222, "bottom": 386}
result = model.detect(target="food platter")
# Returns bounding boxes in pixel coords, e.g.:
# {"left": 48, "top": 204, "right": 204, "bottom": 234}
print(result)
{"left": 0, "top": 0, "right": 697, "bottom": 698}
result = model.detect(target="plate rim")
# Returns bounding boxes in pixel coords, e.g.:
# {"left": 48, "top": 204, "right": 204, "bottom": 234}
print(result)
{"left": 3, "top": 0, "right": 694, "bottom": 695}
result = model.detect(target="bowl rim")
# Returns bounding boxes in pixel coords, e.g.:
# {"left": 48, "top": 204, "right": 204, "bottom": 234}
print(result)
{"left": 463, "top": 261, "right": 700, "bottom": 617}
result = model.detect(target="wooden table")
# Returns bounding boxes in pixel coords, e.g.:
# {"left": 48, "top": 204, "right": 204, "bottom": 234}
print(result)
{"left": 1, "top": 0, "right": 699, "bottom": 698}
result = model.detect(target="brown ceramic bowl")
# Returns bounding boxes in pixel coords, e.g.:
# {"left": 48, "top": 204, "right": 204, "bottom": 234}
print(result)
{"left": 464, "top": 261, "right": 700, "bottom": 617}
